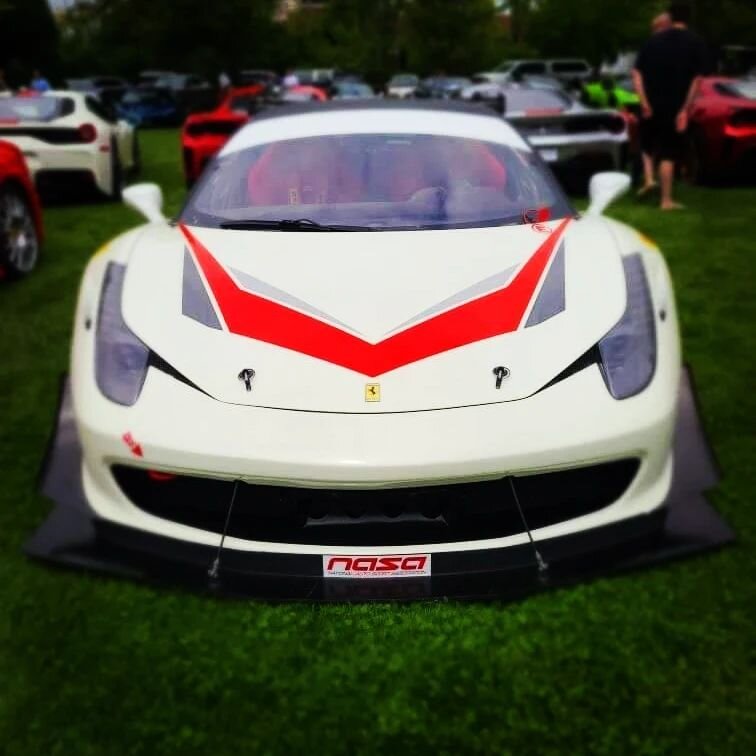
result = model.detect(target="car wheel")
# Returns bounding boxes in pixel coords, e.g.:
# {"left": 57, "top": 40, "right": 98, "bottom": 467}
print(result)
{"left": 0, "top": 186, "right": 40, "bottom": 279}
{"left": 108, "top": 140, "right": 123, "bottom": 200}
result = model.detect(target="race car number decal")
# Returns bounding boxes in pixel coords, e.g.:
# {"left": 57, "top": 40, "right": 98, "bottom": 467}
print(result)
{"left": 323, "top": 554, "right": 431, "bottom": 579}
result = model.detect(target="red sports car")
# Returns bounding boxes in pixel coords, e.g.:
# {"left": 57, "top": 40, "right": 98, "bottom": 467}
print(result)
{"left": 0, "top": 140, "right": 44, "bottom": 279}
{"left": 688, "top": 77, "right": 756, "bottom": 182}
{"left": 182, "top": 84, "right": 266, "bottom": 186}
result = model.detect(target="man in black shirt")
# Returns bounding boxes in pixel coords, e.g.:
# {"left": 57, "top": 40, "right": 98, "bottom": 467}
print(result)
{"left": 632, "top": 3, "right": 707, "bottom": 209}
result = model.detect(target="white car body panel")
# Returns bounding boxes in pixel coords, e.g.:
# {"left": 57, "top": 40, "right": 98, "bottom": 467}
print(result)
{"left": 69, "top": 107, "right": 681, "bottom": 558}
{"left": 0, "top": 91, "right": 134, "bottom": 196}
{"left": 120, "top": 218, "right": 625, "bottom": 412}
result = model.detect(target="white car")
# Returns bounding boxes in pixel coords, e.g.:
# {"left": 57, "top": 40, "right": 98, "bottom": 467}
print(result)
{"left": 462, "top": 84, "right": 630, "bottom": 193}
{"left": 386, "top": 74, "right": 420, "bottom": 99}
{"left": 0, "top": 91, "right": 137, "bottom": 199}
{"left": 32, "top": 101, "right": 690, "bottom": 597}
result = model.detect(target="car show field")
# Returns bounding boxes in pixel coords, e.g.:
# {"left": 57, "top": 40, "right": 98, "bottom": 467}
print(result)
{"left": 1, "top": 128, "right": 754, "bottom": 754}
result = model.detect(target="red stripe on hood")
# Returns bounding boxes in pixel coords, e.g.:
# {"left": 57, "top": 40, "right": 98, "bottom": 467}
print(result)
{"left": 180, "top": 219, "right": 570, "bottom": 377}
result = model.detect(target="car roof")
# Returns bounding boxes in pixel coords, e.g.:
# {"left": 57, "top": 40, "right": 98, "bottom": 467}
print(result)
{"left": 251, "top": 99, "right": 502, "bottom": 122}
{"left": 223, "top": 100, "right": 529, "bottom": 156}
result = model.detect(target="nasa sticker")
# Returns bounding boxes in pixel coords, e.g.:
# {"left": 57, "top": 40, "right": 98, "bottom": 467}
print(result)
{"left": 323, "top": 554, "right": 431, "bottom": 578}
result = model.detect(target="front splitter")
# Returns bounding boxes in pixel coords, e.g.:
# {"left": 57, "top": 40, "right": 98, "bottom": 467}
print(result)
{"left": 25, "top": 368, "right": 734, "bottom": 601}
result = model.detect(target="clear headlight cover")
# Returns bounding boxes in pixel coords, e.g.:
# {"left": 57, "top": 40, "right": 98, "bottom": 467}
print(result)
{"left": 598, "top": 254, "right": 656, "bottom": 399}
{"left": 95, "top": 263, "right": 150, "bottom": 406}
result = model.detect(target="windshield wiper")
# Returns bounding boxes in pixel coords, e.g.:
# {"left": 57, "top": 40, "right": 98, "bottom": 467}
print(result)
{"left": 219, "top": 218, "right": 375, "bottom": 232}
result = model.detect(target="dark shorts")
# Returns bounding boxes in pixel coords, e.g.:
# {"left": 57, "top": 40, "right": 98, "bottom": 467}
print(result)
{"left": 639, "top": 112, "right": 684, "bottom": 161}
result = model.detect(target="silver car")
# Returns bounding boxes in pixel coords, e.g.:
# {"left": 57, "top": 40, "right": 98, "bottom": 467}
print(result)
{"left": 462, "top": 83, "right": 628, "bottom": 193}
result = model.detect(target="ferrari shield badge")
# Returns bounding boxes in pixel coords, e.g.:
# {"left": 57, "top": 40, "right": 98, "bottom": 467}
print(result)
{"left": 365, "top": 383, "right": 381, "bottom": 402}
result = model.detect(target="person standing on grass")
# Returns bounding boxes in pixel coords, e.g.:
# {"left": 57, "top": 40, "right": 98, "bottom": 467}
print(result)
{"left": 632, "top": 3, "right": 707, "bottom": 210}
{"left": 635, "top": 12, "right": 672, "bottom": 196}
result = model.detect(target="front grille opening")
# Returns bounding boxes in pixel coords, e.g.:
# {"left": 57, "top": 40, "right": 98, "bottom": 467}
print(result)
{"left": 112, "top": 458, "right": 640, "bottom": 546}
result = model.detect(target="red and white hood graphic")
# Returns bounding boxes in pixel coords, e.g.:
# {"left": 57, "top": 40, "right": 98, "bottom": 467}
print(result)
{"left": 121, "top": 218, "right": 626, "bottom": 412}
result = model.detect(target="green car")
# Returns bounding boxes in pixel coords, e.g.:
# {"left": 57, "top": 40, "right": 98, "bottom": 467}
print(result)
{"left": 583, "top": 76, "right": 640, "bottom": 111}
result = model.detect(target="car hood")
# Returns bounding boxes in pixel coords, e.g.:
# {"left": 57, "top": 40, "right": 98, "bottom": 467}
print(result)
{"left": 121, "top": 218, "right": 626, "bottom": 412}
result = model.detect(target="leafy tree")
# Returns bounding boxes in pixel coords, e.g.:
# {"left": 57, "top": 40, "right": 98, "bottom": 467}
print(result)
{"left": 58, "top": 0, "right": 280, "bottom": 79}
{"left": 691, "top": 0, "right": 756, "bottom": 51}
{"left": 526, "top": 0, "right": 660, "bottom": 68}
{"left": 0, "top": 0, "right": 60, "bottom": 86}
{"left": 401, "top": 0, "right": 506, "bottom": 75}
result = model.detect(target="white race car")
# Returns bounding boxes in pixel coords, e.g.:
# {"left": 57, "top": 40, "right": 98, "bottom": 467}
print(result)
{"left": 0, "top": 91, "right": 137, "bottom": 199}
{"left": 32, "top": 101, "right": 716, "bottom": 599}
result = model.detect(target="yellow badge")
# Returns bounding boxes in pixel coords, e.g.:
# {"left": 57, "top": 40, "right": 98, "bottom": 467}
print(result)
{"left": 364, "top": 383, "right": 381, "bottom": 402}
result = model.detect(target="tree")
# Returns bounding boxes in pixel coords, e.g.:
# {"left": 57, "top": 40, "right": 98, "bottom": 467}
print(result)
{"left": 401, "top": 0, "right": 506, "bottom": 75}
{"left": 0, "top": 0, "right": 60, "bottom": 86}
{"left": 527, "top": 0, "right": 659, "bottom": 68}
{"left": 58, "top": 0, "right": 280, "bottom": 79}
{"left": 283, "top": 0, "right": 406, "bottom": 84}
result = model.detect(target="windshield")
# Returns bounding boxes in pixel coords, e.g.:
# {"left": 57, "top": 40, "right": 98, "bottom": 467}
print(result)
{"left": 122, "top": 91, "right": 171, "bottom": 106}
{"left": 552, "top": 61, "right": 589, "bottom": 73}
{"left": 0, "top": 96, "right": 69, "bottom": 122}
{"left": 181, "top": 133, "right": 571, "bottom": 231}
{"left": 229, "top": 94, "right": 265, "bottom": 113}
{"left": 390, "top": 75, "right": 418, "bottom": 86}
{"left": 504, "top": 89, "right": 571, "bottom": 111}
{"left": 494, "top": 61, "right": 514, "bottom": 73}
{"left": 717, "top": 81, "right": 756, "bottom": 100}
{"left": 335, "top": 83, "right": 375, "bottom": 97}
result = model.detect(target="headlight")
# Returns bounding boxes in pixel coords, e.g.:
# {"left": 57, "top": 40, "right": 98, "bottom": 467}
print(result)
{"left": 95, "top": 263, "right": 150, "bottom": 406}
{"left": 598, "top": 254, "right": 656, "bottom": 399}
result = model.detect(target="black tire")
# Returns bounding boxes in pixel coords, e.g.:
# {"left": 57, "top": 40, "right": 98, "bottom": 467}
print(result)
{"left": 0, "top": 185, "right": 40, "bottom": 279}
{"left": 108, "top": 139, "right": 123, "bottom": 201}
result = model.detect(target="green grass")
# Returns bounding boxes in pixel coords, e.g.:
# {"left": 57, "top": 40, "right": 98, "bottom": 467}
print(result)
{"left": 1, "top": 130, "right": 754, "bottom": 755}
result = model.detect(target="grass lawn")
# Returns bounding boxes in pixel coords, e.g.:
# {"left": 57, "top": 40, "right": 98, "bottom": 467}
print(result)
{"left": 1, "top": 129, "right": 754, "bottom": 755}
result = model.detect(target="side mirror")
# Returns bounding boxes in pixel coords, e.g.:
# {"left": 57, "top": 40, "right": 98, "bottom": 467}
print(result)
{"left": 586, "top": 172, "right": 631, "bottom": 216}
{"left": 123, "top": 183, "right": 166, "bottom": 223}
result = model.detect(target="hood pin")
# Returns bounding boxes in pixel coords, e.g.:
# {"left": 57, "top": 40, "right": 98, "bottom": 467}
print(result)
{"left": 493, "top": 366, "right": 510, "bottom": 389}
{"left": 238, "top": 368, "right": 256, "bottom": 392}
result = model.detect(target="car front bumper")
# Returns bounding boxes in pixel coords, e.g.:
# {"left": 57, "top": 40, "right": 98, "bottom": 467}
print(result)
{"left": 26, "top": 368, "right": 732, "bottom": 601}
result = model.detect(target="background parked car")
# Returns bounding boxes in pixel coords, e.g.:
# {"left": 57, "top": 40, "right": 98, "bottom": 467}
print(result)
{"left": 482, "top": 84, "right": 629, "bottom": 193}
{"left": 476, "top": 59, "right": 594, "bottom": 90}
{"left": 182, "top": 84, "right": 266, "bottom": 186}
{"left": 0, "top": 91, "right": 136, "bottom": 200}
{"left": 385, "top": 73, "right": 419, "bottom": 98}
{"left": 137, "top": 71, "right": 215, "bottom": 114}
{"left": 331, "top": 81, "right": 377, "bottom": 100}
{"left": 116, "top": 87, "right": 182, "bottom": 127}
{"left": 582, "top": 75, "right": 640, "bottom": 113}
{"left": 415, "top": 76, "right": 472, "bottom": 99}
{"left": 65, "top": 76, "right": 129, "bottom": 95}
{"left": 238, "top": 70, "right": 280, "bottom": 89}
{"left": 687, "top": 77, "right": 756, "bottom": 182}
{"left": 0, "top": 140, "right": 43, "bottom": 279}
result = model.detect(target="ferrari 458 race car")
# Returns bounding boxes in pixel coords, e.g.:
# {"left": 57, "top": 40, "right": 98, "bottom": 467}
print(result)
{"left": 29, "top": 101, "right": 730, "bottom": 600}
{"left": 687, "top": 77, "right": 756, "bottom": 182}
{"left": 0, "top": 139, "right": 44, "bottom": 279}
{"left": 182, "top": 85, "right": 266, "bottom": 186}
{"left": 0, "top": 91, "right": 137, "bottom": 200}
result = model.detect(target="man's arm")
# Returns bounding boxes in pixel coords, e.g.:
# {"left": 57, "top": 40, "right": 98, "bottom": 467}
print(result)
{"left": 675, "top": 75, "right": 700, "bottom": 132}
{"left": 632, "top": 68, "right": 652, "bottom": 118}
